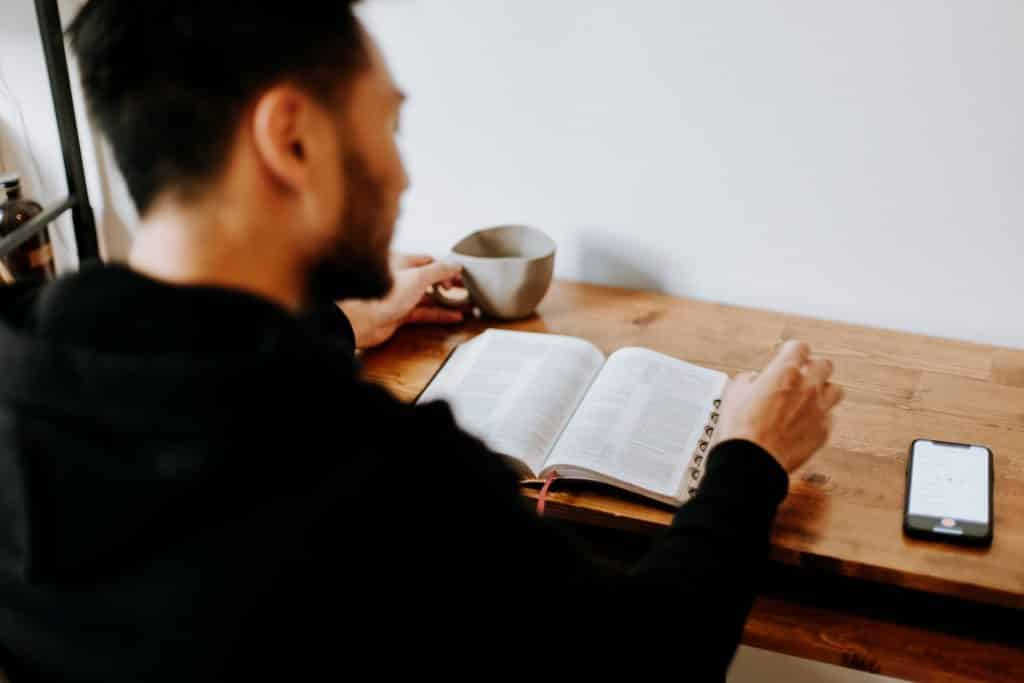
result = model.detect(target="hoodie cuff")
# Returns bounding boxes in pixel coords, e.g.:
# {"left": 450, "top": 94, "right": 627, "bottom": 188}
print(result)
{"left": 670, "top": 439, "right": 790, "bottom": 541}
{"left": 700, "top": 439, "right": 789, "bottom": 510}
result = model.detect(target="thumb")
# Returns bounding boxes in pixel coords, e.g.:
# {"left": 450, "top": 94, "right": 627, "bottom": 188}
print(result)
{"left": 397, "top": 253, "right": 434, "bottom": 269}
{"left": 415, "top": 260, "right": 462, "bottom": 288}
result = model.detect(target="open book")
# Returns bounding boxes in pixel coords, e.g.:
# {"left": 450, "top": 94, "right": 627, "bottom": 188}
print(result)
{"left": 417, "top": 329, "right": 727, "bottom": 506}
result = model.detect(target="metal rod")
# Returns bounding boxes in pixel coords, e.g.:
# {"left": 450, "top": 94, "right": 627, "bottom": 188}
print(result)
{"left": 0, "top": 197, "right": 75, "bottom": 259}
{"left": 32, "top": 0, "right": 100, "bottom": 264}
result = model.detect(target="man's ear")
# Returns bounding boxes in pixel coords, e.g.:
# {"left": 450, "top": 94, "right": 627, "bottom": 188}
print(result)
{"left": 250, "top": 85, "right": 314, "bottom": 192}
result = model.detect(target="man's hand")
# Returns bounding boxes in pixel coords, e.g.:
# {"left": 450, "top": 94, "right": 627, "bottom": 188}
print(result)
{"left": 716, "top": 340, "right": 844, "bottom": 473}
{"left": 338, "top": 253, "right": 465, "bottom": 349}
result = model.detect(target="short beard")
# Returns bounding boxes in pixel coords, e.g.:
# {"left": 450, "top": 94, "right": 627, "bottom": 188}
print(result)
{"left": 306, "top": 152, "right": 394, "bottom": 303}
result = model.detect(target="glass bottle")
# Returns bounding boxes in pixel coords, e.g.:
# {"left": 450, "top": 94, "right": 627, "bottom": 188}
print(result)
{"left": 0, "top": 173, "right": 56, "bottom": 284}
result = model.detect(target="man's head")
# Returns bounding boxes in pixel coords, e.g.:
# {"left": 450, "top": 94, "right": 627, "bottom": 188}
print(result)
{"left": 69, "top": 0, "right": 408, "bottom": 300}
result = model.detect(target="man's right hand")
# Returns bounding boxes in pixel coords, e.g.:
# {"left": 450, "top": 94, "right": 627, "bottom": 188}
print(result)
{"left": 716, "top": 340, "right": 844, "bottom": 473}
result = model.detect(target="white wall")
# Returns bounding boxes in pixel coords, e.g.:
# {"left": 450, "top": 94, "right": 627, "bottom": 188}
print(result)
{"left": 361, "top": 0, "right": 1024, "bottom": 349}
{"left": 0, "top": 0, "right": 136, "bottom": 268}
{"left": 2, "top": 1, "right": 1020, "bottom": 348}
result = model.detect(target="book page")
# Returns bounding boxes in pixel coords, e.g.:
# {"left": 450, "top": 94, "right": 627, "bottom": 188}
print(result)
{"left": 544, "top": 347, "right": 727, "bottom": 500}
{"left": 417, "top": 330, "right": 605, "bottom": 476}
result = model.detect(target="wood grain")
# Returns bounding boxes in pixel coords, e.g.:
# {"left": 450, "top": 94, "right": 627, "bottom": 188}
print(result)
{"left": 361, "top": 279, "right": 1024, "bottom": 608}
{"left": 744, "top": 596, "right": 1023, "bottom": 682}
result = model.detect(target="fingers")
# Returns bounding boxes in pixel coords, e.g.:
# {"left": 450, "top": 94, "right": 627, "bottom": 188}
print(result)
{"left": 406, "top": 305, "right": 464, "bottom": 325}
{"left": 760, "top": 340, "right": 811, "bottom": 390}
{"left": 803, "top": 357, "right": 833, "bottom": 390}
{"left": 799, "top": 357, "right": 833, "bottom": 404}
{"left": 414, "top": 260, "right": 463, "bottom": 289}
{"left": 820, "top": 382, "right": 844, "bottom": 411}
{"left": 790, "top": 369, "right": 843, "bottom": 467}
{"left": 823, "top": 413, "right": 835, "bottom": 440}
{"left": 787, "top": 357, "right": 837, "bottom": 422}
{"left": 800, "top": 359, "right": 846, "bottom": 415}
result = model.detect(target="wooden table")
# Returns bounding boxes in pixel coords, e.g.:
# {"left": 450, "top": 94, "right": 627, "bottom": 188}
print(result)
{"left": 362, "top": 279, "right": 1024, "bottom": 681}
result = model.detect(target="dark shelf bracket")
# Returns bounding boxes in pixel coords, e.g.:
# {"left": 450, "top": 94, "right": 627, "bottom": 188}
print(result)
{"left": 0, "top": 198, "right": 75, "bottom": 260}
{"left": 31, "top": 0, "right": 100, "bottom": 265}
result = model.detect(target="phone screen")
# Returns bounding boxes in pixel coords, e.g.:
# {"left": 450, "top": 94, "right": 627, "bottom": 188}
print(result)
{"left": 908, "top": 440, "right": 990, "bottom": 524}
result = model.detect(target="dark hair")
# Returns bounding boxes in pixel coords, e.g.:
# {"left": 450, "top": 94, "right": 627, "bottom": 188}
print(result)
{"left": 68, "top": 0, "right": 367, "bottom": 213}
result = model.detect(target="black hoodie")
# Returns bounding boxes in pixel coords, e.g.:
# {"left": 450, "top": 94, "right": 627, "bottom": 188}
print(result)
{"left": 0, "top": 264, "right": 788, "bottom": 681}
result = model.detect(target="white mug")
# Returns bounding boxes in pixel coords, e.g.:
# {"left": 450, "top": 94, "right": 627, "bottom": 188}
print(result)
{"left": 431, "top": 224, "right": 556, "bottom": 319}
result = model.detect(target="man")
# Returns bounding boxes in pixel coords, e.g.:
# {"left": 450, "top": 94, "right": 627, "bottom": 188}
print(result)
{"left": 0, "top": 1, "right": 842, "bottom": 680}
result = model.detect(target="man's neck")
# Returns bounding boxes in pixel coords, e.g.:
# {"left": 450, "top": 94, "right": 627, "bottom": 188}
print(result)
{"left": 128, "top": 204, "right": 307, "bottom": 312}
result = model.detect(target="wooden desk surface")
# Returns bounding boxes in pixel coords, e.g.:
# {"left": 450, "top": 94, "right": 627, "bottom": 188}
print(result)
{"left": 361, "top": 279, "right": 1024, "bottom": 610}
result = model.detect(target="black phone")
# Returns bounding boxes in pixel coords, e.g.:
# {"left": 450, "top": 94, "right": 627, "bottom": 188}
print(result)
{"left": 904, "top": 439, "right": 993, "bottom": 547}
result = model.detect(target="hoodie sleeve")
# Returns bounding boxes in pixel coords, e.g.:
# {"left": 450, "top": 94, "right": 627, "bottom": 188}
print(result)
{"left": 410, "top": 398, "right": 788, "bottom": 675}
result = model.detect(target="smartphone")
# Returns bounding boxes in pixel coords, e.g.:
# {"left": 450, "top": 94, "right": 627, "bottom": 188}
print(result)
{"left": 904, "top": 439, "right": 993, "bottom": 546}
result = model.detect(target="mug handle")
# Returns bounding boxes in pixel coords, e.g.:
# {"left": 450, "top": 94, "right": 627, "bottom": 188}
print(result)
{"left": 428, "top": 282, "right": 473, "bottom": 309}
